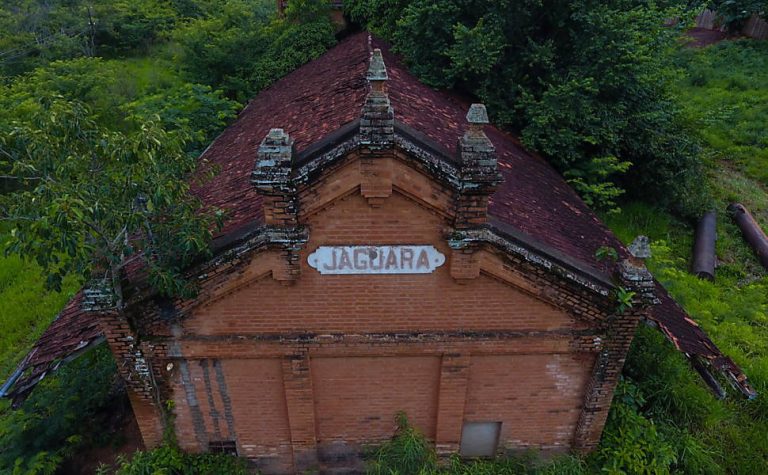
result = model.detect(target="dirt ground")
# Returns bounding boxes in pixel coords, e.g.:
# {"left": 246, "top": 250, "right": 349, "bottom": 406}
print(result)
{"left": 685, "top": 27, "right": 731, "bottom": 47}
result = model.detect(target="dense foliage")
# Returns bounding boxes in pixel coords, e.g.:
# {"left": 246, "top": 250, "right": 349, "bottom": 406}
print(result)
{"left": 0, "top": 0, "right": 178, "bottom": 77}
{"left": 346, "top": 0, "right": 709, "bottom": 215}
{"left": 0, "top": 346, "right": 116, "bottom": 474}
{"left": 1, "top": 98, "right": 221, "bottom": 300}
{"left": 104, "top": 444, "right": 249, "bottom": 475}
{"left": 172, "top": 0, "right": 337, "bottom": 101}
{"left": 0, "top": 0, "right": 337, "bottom": 300}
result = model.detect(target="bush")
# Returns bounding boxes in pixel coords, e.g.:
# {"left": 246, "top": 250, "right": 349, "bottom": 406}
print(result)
{"left": 346, "top": 0, "right": 710, "bottom": 216}
{"left": 108, "top": 445, "right": 249, "bottom": 475}
{"left": 366, "top": 412, "right": 587, "bottom": 475}
{"left": 367, "top": 412, "right": 437, "bottom": 474}
{"left": 0, "top": 345, "right": 117, "bottom": 474}
{"left": 592, "top": 379, "right": 678, "bottom": 474}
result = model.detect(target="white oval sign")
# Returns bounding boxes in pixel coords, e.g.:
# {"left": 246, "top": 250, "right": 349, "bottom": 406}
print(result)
{"left": 307, "top": 245, "right": 446, "bottom": 275}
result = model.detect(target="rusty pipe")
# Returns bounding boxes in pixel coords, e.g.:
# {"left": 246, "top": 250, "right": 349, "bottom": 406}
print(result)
{"left": 692, "top": 211, "right": 717, "bottom": 280}
{"left": 728, "top": 203, "right": 768, "bottom": 270}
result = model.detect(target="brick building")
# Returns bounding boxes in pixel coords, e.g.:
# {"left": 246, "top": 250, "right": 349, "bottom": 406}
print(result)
{"left": 2, "top": 33, "right": 755, "bottom": 473}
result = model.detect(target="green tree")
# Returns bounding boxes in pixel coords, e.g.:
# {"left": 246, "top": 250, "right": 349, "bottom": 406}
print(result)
{"left": 172, "top": 0, "right": 335, "bottom": 100}
{"left": 121, "top": 83, "right": 240, "bottom": 155}
{"left": 0, "top": 97, "right": 221, "bottom": 304}
{"left": 346, "top": 0, "right": 709, "bottom": 216}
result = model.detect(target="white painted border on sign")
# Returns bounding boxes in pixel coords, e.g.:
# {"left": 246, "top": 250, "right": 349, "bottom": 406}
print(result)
{"left": 307, "top": 245, "right": 446, "bottom": 275}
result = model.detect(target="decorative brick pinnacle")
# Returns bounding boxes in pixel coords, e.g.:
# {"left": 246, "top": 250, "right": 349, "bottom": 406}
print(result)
{"left": 466, "top": 103, "right": 489, "bottom": 138}
{"left": 82, "top": 278, "right": 115, "bottom": 312}
{"left": 367, "top": 48, "right": 388, "bottom": 83}
{"left": 466, "top": 103, "right": 489, "bottom": 125}
{"left": 618, "top": 235, "right": 659, "bottom": 306}
{"left": 458, "top": 104, "right": 500, "bottom": 187}
{"left": 628, "top": 235, "right": 651, "bottom": 260}
{"left": 360, "top": 49, "right": 394, "bottom": 148}
{"left": 252, "top": 128, "right": 295, "bottom": 194}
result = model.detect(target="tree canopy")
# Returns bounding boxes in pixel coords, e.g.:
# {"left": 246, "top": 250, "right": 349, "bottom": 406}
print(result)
{"left": 347, "top": 0, "right": 710, "bottom": 216}
{"left": 0, "top": 98, "right": 220, "bottom": 304}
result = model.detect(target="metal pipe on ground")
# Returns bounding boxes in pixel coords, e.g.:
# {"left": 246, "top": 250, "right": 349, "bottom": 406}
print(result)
{"left": 692, "top": 210, "right": 717, "bottom": 280}
{"left": 728, "top": 203, "right": 768, "bottom": 270}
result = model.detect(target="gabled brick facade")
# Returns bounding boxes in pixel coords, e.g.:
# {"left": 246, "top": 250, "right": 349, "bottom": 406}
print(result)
{"left": 93, "top": 42, "right": 659, "bottom": 474}
{"left": 2, "top": 32, "right": 755, "bottom": 474}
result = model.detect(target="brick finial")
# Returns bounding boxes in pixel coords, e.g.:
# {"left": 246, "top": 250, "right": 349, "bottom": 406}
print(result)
{"left": 366, "top": 48, "right": 388, "bottom": 84}
{"left": 618, "top": 235, "right": 658, "bottom": 306}
{"left": 466, "top": 103, "right": 489, "bottom": 130}
{"left": 252, "top": 128, "right": 294, "bottom": 195}
{"left": 452, "top": 103, "right": 502, "bottom": 231}
{"left": 628, "top": 235, "right": 651, "bottom": 260}
{"left": 458, "top": 104, "right": 500, "bottom": 184}
{"left": 360, "top": 48, "right": 394, "bottom": 148}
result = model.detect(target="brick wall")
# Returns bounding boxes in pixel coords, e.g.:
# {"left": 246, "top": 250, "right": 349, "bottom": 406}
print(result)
{"left": 187, "top": 193, "right": 577, "bottom": 335}
{"left": 312, "top": 356, "right": 441, "bottom": 441}
{"left": 465, "top": 354, "right": 595, "bottom": 450}
{"left": 122, "top": 148, "right": 638, "bottom": 472}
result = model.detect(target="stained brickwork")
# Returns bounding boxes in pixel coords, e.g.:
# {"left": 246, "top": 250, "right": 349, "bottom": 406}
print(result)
{"left": 96, "top": 310, "right": 164, "bottom": 447}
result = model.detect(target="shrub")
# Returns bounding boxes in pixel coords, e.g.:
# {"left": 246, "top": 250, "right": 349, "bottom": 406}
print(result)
{"left": 366, "top": 412, "right": 588, "bottom": 475}
{"left": 367, "top": 412, "right": 437, "bottom": 475}
{"left": 108, "top": 445, "right": 249, "bottom": 475}
{"left": 0, "top": 345, "right": 117, "bottom": 474}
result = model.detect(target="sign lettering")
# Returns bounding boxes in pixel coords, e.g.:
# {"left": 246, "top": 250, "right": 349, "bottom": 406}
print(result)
{"left": 308, "top": 245, "right": 446, "bottom": 275}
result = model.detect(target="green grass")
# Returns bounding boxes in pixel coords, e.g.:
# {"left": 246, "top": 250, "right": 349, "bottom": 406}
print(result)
{"left": 0, "top": 251, "right": 79, "bottom": 381}
{"left": 674, "top": 39, "right": 768, "bottom": 186}
{"left": 603, "top": 203, "right": 768, "bottom": 472}
{"left": 595, "top": 37, "right": 768, "bottom": 472}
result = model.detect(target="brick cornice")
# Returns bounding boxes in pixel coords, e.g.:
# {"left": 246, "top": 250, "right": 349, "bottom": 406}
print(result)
{"left": 449, "top": 225, "right": 615, "bottom": 298}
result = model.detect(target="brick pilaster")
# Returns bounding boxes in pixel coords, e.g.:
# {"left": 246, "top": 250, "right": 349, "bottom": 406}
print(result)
{"left": 127, "top": 387, "right": 165, "bottom": 448}
{"left": 252, "top": 129, "right": 305, "bottom": 284}
{"left": 282, "top": 351, "right": 318, "bottom": 472}
{"left": 95, "top": 309, "right": 164, "bottom": 447}
{"left": 435, "top": 353, "right": 470, "bottom": 455}
{"left": 252, "top": 128, "right": 297, "bottom": 228}
{"left": 572, "top": 313, "right": 640, "bottom": 451}
{"left": 573, "top": 236, "right": 658, "bottom": 451}
{"left": 449, "top": 248, "right": 481, "bottom": 282}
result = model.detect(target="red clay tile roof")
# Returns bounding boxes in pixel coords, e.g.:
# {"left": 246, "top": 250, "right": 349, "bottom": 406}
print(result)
{"left": 372, "top": 37, "right": 624, "bottom": 270}
{"left": 4, "top": 32, "right": 753, "bottom": 399}
{"left": 192, "top": 32, "right": 369, "bottom": 236}
{"left": 1, "top": 291, "right": 103, "bottom": 400}
{"left": 195, "top": 32, "right": 624, "bottom": 269}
